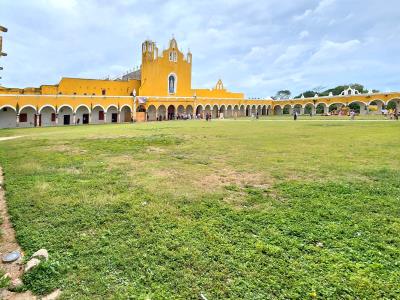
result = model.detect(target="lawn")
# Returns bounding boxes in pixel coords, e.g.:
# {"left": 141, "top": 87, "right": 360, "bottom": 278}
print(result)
{"left": 0, "top": 118, "right": 399, "bottom": 299}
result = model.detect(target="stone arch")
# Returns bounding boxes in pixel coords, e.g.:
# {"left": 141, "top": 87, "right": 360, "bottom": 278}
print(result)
{"left": 120, "top": 105, "right": 132, "bottom": 122}
{"left": 0, "top": 105, "right": 17, "bottom": 128}
{"left": 167, "top": 105, "right": 176, "bottom": 120}
{"left": 74, "top": 104, "right": 91, "bottom": 114}
{"left": 195, "top": 105, "right": 203, "bottom": 118}
{"left": 75, "top": 105, "right": 90, "bottom": 125}
{"left": 348, "top": 101, "right": 368, "bottom": 115}
{"left": 58, "top": 104, "right": 74, "bottom": 111}
{"left": 293, "top": 104, "right": 302, "bottom": 114}
{"left": 91, "top": 105, "right": 105, "bottom": 124}
{"left": 147, "top": 105, "right": 157, "bottom": 121}
{"left": 106, "top": 105, "right": 118, "bottom": 123}
{"left": 387, "top": 98, "right": 400, "bottom": 111}
{"left": 304, "top": 103, "right": 315, "bottom": 115}
{"left": 226, "top": 105, "right": 233, "bottom": 118}
{"left": 177, "top": 105, "right": 185, "bottom": 118}
{"left": 58, "top": 104, "right": 74, "bottom": 125}
{"left": 40, "top": 106, "right": 56, "bottom": 127}
{"left": 316, "top": 103, "right": 327, "bottom": 115}
{"left": 158, "top": 105, "right": 167, "bottom": 120}
{"left": 283, "top": 104, "right": 293, "bottom": 115}
{"left": 274, "top": 105, "right": 282, "bottom": 115}
{"left": 204, "top": 104, "right": 212, "bottom": 117}
{"left": 328, "top": 103, "right": 345, "bottom": 115}
{"left": 212, "top": 104, "right": 219, "bottom": 119}
{"left": 261, "top": 105, "right": 267, "bottom": 116}
{"left": 19, "top": 105, "right": 37, "bottom": 128}
{"left": 0, "top": 104, "right": 16, "bottom": 111}
{"left": 368, "top": 99, "right": 385, "bottom": 114}
{"left": 233, "top": 105, "right": 239, "bottom": 118}
{"left": 186, "top": 105, "right": 193, "bottom": 116}
{"left": 240, "top": 105, "right": 245, "bottom": 117}
{"left": 267, "top": 105, "right": 272, "bottom": 115}
{"left": 38, "top": 104, "right": 56, "bottom": 114}
{"left": 246, "top": 105, "right": 251, "bottom": 116}
{"left": 137, "top": 104, "right": 146, "bottom": 113}
{"left": 219, "top": 105, "right": 226, "bottom": 118}
{"left": 257, "top": 105, "right": 262, "bottom": 116}
{"left": 251, "top": 105, "right": 256, "bottom": 116}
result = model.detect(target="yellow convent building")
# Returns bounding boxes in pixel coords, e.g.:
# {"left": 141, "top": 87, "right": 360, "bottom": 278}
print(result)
{"left": 0, "top": 37, "right": 399, "bottom": 128}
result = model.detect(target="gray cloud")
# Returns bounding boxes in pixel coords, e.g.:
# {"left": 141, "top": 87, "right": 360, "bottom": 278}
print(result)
{"left": 0, "top": 0, "right": 399, "bottom": 97}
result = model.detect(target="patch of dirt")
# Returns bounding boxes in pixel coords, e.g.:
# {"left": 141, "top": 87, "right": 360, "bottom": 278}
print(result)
{"left": 146, "top": 146, "right": 166, "bottom": 154}
{"left": 0, "top": 167, "right": 24, "bottom": 279}
{"left": 0, "top": 290, "right": 36, "bottom": 300}
{"left": 0, "top": 137, "right": 22, "bottom": 142}
{"left": 199, "top": 168, "right": 272, "bottom": 190}
{"left": 152, "top": 168, "right": 179, "bottom": 178}
{"left": 0, "top": 167, "right": 36, "bottom": 300}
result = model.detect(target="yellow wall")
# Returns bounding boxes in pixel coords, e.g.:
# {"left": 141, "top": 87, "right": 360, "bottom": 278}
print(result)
{"left": 54, "top": 78, "right": 140, "bottom": 96}
{"left": 139, "top": 39, "right": 192, "bottom": 97}
{"left": 194, "top": 88, "right": 244, "bottom": 99}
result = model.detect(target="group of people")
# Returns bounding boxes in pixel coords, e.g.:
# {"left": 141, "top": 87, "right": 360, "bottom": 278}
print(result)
{"left": 176, "top": 114, "right": 193, "bottom": 120}
{"left": 382, "top": 108, "right": 399, "bottom": 120}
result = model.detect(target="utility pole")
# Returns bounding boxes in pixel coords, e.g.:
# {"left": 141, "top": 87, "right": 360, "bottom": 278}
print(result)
{"left": 0, "top": 25, "right": 7, "bottom": 81}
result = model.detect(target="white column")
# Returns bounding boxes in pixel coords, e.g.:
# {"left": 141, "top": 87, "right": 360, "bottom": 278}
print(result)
{"left": 36, "top": 114, "right": 40, "bottom": 127}
{"left": 133, "top": 97, "right": 137, "bottom": 121}
{"left": 104, "top": 112, "right": 107, "bottom": 123}
{"left": 117, "top": 111, "right": 121, "bottom": 123}
{"left": 300, "top": 107, "right": 304, "bottom": 115}
{"left": 55, "top": 114, "right": 59, "bottom": 126}
{"left": 16, "top": 114, "right": 20, "bottom": 127}
{"left": 311, "top": 106, "right": 316, "bottom": 115}
{"left": 73, "top": 113, "right": 76, "bottom": 125}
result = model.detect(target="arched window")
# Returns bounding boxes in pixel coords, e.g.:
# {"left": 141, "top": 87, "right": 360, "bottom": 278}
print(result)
{"left": 168, "top": 74, "right": 176, "bottom": 94}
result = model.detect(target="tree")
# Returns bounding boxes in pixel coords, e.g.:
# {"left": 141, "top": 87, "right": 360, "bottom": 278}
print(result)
{"left": 275, "top": 90, "right": 291, "bottom": 100}
{"left": 294, "top": 90, "right": 316, "bottom": 99}
{"left": 295, "top": 84, "right": 377, "bottom": 98}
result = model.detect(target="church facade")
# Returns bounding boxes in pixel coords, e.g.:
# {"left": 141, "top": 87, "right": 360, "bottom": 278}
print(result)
{"left": 0, "top": 38, "right": 399, "bottom": 128}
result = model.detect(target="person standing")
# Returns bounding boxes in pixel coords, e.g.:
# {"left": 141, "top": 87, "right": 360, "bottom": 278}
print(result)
{"left": 293, "top": 111, "right": 298, "bottom": 121}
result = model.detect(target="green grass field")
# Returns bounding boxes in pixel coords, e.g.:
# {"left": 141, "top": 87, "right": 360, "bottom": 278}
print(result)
{"left": 0, "top": 117, "right": 399, "bottom": 299}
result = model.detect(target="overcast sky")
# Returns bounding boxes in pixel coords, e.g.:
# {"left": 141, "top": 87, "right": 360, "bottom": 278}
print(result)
{"left": 0, "top": 0, "right": 399, "bottom": 97}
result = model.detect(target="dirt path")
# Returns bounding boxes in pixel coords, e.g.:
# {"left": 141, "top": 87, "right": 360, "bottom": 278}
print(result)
{"left": 0, "top": 137, "right": 22, "bottom": 142}
{"left": 0, "top": 167, "right": 35, "bottom": 299}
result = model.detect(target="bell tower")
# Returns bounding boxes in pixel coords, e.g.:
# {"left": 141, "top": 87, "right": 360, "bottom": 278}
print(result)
{"left": 142, "top": 40, "right": 157, "bottom": 62}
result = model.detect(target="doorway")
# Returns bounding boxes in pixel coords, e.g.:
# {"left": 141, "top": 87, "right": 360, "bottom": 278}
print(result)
{"left": 111, "top": 113, "right": 118, "bottom": 123}
{"left": 82, "top": 113, "right": 89, "bottom": 124}
{"left": 64, "top": 115, "right": 70, "bottom": 125}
